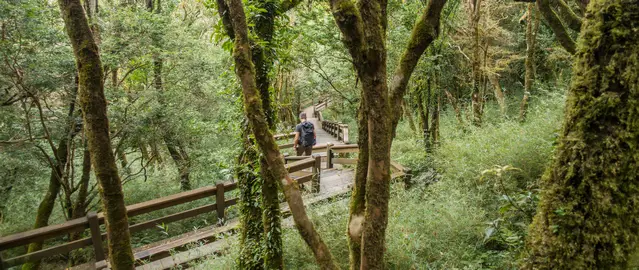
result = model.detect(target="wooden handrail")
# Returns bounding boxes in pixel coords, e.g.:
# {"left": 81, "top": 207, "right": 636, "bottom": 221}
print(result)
{"left": 0, "top": 151, "right": 325, "bottom": 269}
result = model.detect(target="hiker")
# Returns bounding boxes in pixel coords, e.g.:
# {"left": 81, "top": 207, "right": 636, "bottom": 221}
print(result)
{"left": 294, "top": 112, "right": 316, "bottom": 156}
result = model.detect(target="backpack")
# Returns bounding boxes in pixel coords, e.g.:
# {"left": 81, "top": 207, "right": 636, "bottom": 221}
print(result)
{"left": 299, "top": 121, "right": 315, "bottom": 147}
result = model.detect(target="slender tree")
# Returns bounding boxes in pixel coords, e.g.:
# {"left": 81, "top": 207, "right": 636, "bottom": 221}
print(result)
{"left": 519, "top": 3, "right": 539, "bottom": 122}
{"left": 524, "top": 0, "right": 639, "bottom": 268}
{"left": 57, "top": 0, "right": 135, "bottom": 268}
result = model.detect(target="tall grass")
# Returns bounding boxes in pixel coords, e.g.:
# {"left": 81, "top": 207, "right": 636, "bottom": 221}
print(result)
{"left": 197, "top": 93, "right": 566, "bottom": 269}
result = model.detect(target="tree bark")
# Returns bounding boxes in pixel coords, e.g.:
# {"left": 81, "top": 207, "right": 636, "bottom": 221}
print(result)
{"left": 520, "top": 3, "right": 539, "bottom": 122}
{"left": 388, "top": 0, "right": 448, "bottom": 133}
{"left": 237, "top": 122, "right": 264, "bottom": 269}
{"left": 537, "top": 0, "right": 577, "bottom": 54}
{"left": 57, "top": 0, "right": 134, "bottom": 268}
{"left": 488, "top": 73, "right": 506, "bottom": 116}
{"left": 347, "top": 91, "right": 368, "bottom": 270}
{"left": 524, "top": 1, "right": 639, "bottom": 268}
{"left": 403, "top": 101, "right": 416, "bottom": 133}
{"left": 554, "top": 0, "right": 582, "bottom": 32}
{"left": 417, "top": 88, "right": 429, "bottom": 151}
{"left": 469, "top": 0, "right": 483, "bottom": 127}
{"left": 225, "top": 0, "right": 338, "bottom": 268}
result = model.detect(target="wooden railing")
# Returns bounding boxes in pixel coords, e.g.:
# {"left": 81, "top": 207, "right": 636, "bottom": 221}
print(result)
{"left": 322, "top": 120, "right": 349, "bottom": 144}
{"left": 0, "top": 157, "right": 322, "bottom": 270}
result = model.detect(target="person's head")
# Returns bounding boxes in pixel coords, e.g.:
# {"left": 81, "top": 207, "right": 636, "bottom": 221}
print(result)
{"left": 299, "top": 112, "right": 307, "bottom": 122}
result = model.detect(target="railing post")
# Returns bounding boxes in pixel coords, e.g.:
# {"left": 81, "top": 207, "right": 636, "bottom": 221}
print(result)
{"left": 327, "top": 143, "right": 334, "bottom": 169}
{"left": 87, "top": 212, "right": 106, "bottom": 263}
{"left": 215, "top": 183, "right": 225, "bottom": 221}
{"left": 311, "top": 154, "right": 321, "bottom": 193}
{"left": 342, "top": 125, "right": 349, "bottom": 144}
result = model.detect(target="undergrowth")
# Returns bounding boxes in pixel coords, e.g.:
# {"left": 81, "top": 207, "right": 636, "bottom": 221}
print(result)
{"left": 197, "top": 93, "right": 565, "bottom": 269}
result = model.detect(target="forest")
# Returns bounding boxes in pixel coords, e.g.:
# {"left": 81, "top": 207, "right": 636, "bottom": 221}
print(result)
{"left": 0, "top": 0, "right": 638, "bottom": 269}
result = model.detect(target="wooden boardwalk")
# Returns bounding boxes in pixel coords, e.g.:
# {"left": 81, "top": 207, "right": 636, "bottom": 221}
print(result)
{"left": 1, "top": 102, "right": 367, "bottom": 270}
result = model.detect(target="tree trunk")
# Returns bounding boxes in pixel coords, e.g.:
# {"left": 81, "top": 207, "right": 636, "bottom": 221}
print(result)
{"left": 57, "top": 0, "right": 134, "bottom": 268}
{"left": 22, "top": 81, "right": 79, "bottom": 270}
{"left": 445, "top": 90, "right": 464, "bottom": 126}
{"left": 524, "top": 1, "right": 639, "bottom": 268}
{"left": 347, "top": 92, "right": 368, "bottom": 270}
{"left": 488, "top": 73, "right": 506, "bottom": 116}
{"left": 237, "top": 122, "right": 264, "bottom": 269}
{"left": 429, "top": 88, "right": 440, "bottom": 146}
{"left": 470, "top": 0, "right": 483, "bottom": 127}
{"left": 249, "top": 1, "right": 284, "bottom": 266}
{"left": 149, "top": 0, "right": 192, "bottom": 191}
{"left": 417, "top": 88, "right": 429, "bottom": 151}
{"left": 223, "top": 0, "right": 338, "bottom": 267}
{"left": 520, "top": 3, "right": 539, "bottom": 122}
{"left": 403, "top": 101, "right": 416, "bottom": 133}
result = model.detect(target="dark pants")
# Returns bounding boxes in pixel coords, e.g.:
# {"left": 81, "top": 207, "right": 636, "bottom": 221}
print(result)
{"left": 296, "top": 145, "right": 313, "bottom": 156}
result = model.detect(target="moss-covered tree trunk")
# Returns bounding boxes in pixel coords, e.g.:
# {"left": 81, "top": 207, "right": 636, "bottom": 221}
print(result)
{"left": 524, "top": 1, "right": 639, "bottom": 268}
{"left": 519, "top": 3, "right": 539, "bottom": 122}
{"left": 347, "top": 92, "right": 368, "bottom": 270}
{"left": 236, "top": 121, "right": 264, "bottom": 269}
{"left": 57, "top": 0, "right": 134, "bottom": 268}
{"left": 249, "top": 2, "right": 283, "bottom": 266}
{"left": 224, "top": 0, "right": 338, "bottom": 267}
{"left": 469, "top": 0, "right": 482, "bottom": 126}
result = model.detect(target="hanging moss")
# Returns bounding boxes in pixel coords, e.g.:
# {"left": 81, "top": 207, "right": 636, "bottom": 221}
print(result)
{"left": 523, "top": 1, "right": 639, "bottom": 268}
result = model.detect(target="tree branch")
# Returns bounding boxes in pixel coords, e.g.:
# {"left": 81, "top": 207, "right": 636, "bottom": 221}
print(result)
{"left": 389, "top": 0, "right": 447, "bottom": 131}
{"left": 536, "top": 0, "right": 576, "bottom": 54}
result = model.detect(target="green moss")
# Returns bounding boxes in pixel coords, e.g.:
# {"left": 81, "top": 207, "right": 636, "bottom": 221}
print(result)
{"left": 524, "top": 0, "right": 639, "bottom": 268}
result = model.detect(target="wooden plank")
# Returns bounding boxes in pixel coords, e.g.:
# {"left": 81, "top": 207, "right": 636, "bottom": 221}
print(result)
{"left": 115, "top": 186, "right": 217, "bottom": 220}
{"left": 332, "top": 158, "right": 358, "bottom": 165}
{"left": 129, "top": 203, "right": 217, "bottom": 234}
{"left": 273, "top": 132, "right": 295, "bottom": 140}
{"left": 98, "top": 181, "right": 238, "bottom": 222}
{"left": 294, "top": 173, "right": 314, "bottom": 184}
{"left": 331, "top": 144, "right": 359, "bottom": 150}
{"left": 133, "top": 220, "right": 239, "bottom": 265}
{"left": 390, "top": 161, "right": 407, "bottom": 173}
{"left": 279, "top": 143, "right": 294, "bottom": 149}
{"left": 3, "top": 238, "right": 92, "bottom": 268}
{"left": 332, "top": 148, "right": 359, "bottom": 154}
{"left": 284, "top": 158, "right": 314, "bottom": 173}
{"left": 135, "top": 236, "right": 232, "bottom": 270}
{"left": 0, "top": 217, "right": 89, "bottom": 250}
{"left": 391, "top": 171, "right": 406, "bottom": 179}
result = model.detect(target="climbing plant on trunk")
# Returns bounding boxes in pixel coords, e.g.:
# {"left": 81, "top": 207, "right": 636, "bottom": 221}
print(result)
{"left": 524, "top": 0, "right": 639, "bottom": 268}
{"left": 57, "top": 0, "right": 135, "bottom": 268}
{"left": 221, "top": 0, "right": 339, "bottom": 268}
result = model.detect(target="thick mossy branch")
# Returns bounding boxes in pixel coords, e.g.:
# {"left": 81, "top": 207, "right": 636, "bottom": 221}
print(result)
{"left": 537, "top": 0, "right": 576, "bottom": 54}
{"left": 389, "top": 0, "right": 447, "bottom": 132}
{"left": 554, "top": 0, "right": 582, "bottom": 31}
{"left": 329, "top": 0, "right": 366, "bottom": 67}
{"left": 524, "top": 0, "right": 639, "bottom": 268}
